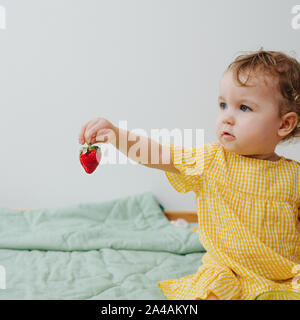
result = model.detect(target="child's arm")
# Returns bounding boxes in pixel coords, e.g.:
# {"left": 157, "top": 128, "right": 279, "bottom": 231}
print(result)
{"left": 78, "top": 117, "right": 180, "bottom": 174}
{"left": 113, "top": 127, "right": 180, "bottom": 174}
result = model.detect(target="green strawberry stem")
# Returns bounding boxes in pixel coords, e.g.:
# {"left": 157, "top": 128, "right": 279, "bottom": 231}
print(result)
{"left": 80, "top": 143, "right": 100, "bottom": 155}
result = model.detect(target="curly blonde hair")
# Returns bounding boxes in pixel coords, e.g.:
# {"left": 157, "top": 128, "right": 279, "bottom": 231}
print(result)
{"left": 226, "top": 47, "right": 300, "bottom": 144}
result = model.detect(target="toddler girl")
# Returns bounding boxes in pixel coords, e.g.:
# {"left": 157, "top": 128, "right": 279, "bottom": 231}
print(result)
{"left": 78, "top": 48, "right": 300, "bottom": 300}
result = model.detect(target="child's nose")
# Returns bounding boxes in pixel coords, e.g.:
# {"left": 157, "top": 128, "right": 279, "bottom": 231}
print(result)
{"left": 222, "top": 114, "right": 235, "bottom": 125}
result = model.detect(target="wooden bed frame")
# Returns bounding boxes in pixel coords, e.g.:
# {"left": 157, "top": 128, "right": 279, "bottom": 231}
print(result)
{"left": 164, "top": 210, "right": 198, "bottom": 223}
{"left": 13, "top": 208, "right": 198, "bottom": 223}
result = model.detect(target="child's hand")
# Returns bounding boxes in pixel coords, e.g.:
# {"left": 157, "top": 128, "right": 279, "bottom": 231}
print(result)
{"left": 78, "top": 117, "right": 117, "bottom": 145}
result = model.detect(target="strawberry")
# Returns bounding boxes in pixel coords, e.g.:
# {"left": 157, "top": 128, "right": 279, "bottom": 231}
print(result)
{"left": 79, "top": 143, "right": 102, "bottom": 174}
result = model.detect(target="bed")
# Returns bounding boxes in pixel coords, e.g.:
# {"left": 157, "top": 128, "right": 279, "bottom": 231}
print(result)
{"left": 0, "top": 191, "right": 205, "bottom": 300}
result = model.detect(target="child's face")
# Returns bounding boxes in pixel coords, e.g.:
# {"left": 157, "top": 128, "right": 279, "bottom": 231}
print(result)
{"left": 215, "top": 69, "right": 283, "bottom": 156}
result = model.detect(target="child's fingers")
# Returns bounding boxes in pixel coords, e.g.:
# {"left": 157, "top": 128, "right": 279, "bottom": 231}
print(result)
{"left": 85, "top": 122, "right": 101, "bottom": 144}
{"left": 90, "top": 134, "right": 98, "bottom": 145}
{"left": 79, "top": 117, "right": 113, "bottom": 145}
{"left": 79, "top": 119, "right": 98, "bottom": 144}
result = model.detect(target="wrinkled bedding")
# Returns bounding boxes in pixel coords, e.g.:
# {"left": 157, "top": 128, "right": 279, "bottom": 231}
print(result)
{"left": 0, "top": 191, "right": 205, "bottom": 299}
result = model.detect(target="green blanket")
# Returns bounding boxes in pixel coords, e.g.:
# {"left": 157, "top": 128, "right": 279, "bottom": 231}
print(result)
{"left": 0, "top": 191, "right": 205, "bottom": 299}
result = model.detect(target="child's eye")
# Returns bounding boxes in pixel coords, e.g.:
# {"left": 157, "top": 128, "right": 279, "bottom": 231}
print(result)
{"left": 219, "top": 102, "right": 226, "bottom": 109}
{"left": 240, "top": 104, "right": 252, "bottom": 112}
{"left": 219, "top": 103, "right": 252, "bottom": 112}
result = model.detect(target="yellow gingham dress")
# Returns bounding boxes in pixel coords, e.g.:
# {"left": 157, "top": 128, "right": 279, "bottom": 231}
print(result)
{"left": 157, "top": 141, "right": 300, "bottom": 300}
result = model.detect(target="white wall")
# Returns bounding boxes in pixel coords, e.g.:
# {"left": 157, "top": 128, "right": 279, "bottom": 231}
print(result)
{"left": 0, "top": 0, "right": 299, "bottom": 210}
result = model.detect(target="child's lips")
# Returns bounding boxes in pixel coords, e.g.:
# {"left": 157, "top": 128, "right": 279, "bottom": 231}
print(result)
{"left": 222, "top": 132, "right": 235, "bottom": 139}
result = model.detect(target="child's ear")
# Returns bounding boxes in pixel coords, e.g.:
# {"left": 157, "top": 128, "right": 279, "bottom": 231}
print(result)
{"left": 277, "top": 112, "right": 298, "bottom": 138}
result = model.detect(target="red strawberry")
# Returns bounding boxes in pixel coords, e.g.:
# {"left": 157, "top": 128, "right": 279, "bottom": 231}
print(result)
{"left": 79, "top": 143, "right": 102, "bottom": 174}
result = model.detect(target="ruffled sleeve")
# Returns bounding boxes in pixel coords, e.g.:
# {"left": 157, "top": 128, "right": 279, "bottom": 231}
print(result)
{"left": 164, "top": 141, "right": 219, "bottom": 193}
